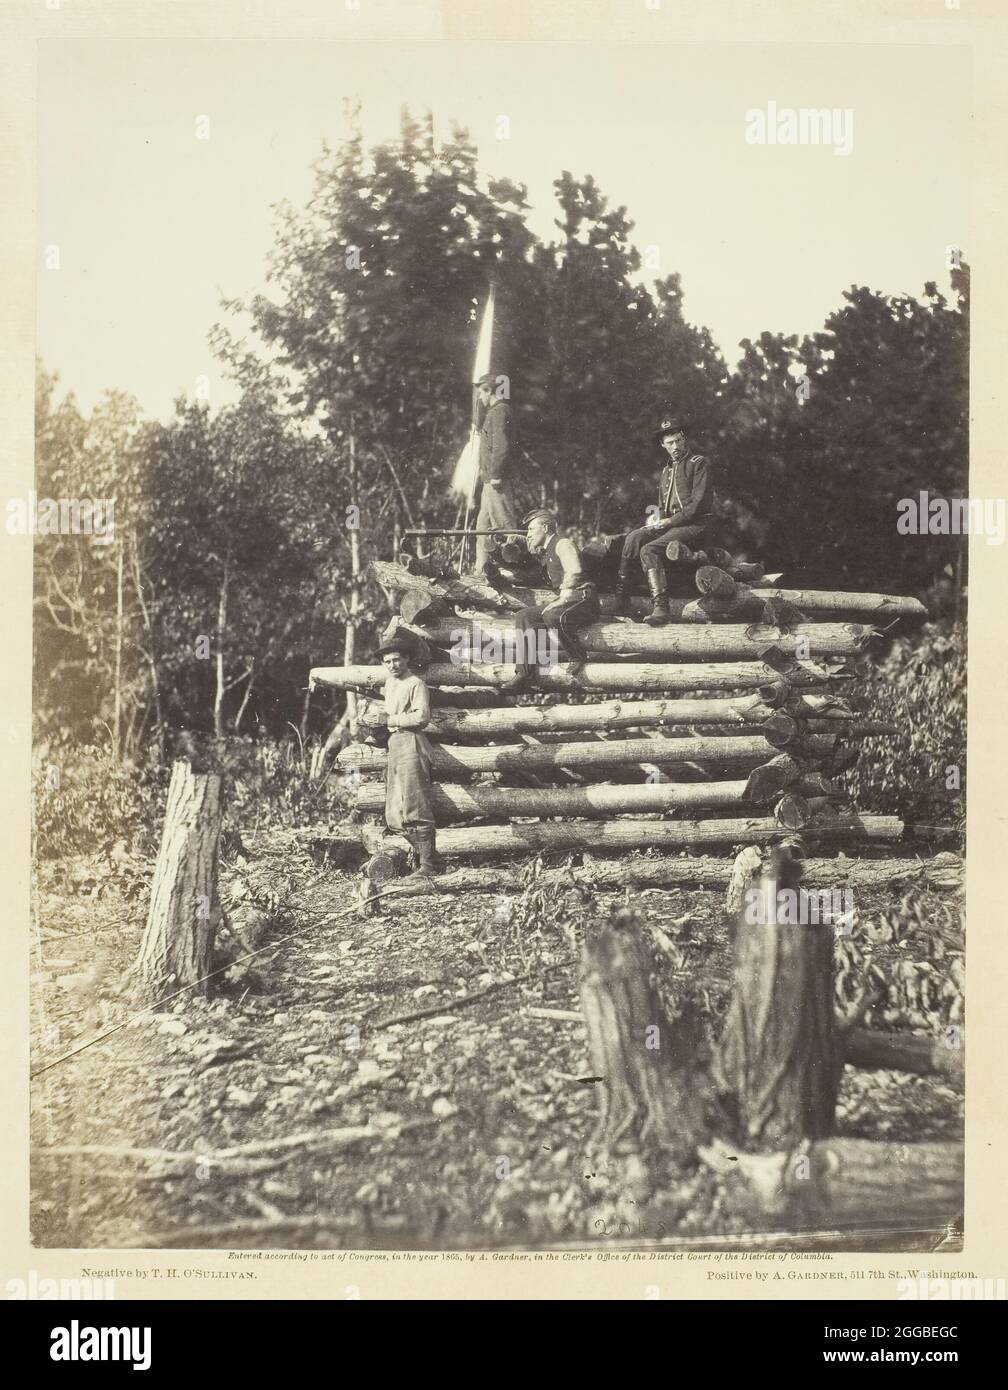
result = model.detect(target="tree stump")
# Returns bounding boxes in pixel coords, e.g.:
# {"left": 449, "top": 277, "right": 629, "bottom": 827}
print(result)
{"left": 714, "top": 845, "right": 840, "bottom": 1150}
{"left": 579, "top": 908, "right": 704, "bottom": 1162}
{"left": 136, "top": 760, "right": 223, "bottom": 999}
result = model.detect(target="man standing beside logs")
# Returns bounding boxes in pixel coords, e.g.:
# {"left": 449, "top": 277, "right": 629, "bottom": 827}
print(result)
{"left": 377, "top": 636, "right": 443, "bottom": 883}
{"left": 614, "top": 416, "right": 715, "bottom": 625}
{"left": 473, "top": 372, "right": 519, "bottom": 576}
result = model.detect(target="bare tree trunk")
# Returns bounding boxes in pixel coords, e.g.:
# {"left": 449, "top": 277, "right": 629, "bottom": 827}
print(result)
{"left": 213, "top": 558, "right": 230, "bottom": 741}
{"left": 234, "top": 658, "right": 256, "bottom": 733}
{"left": 714, "top": 847, "right": 841, "bottom": 1148}
{"left": 345, "top": 431, "right": 361, "bottom": 737}
{"left": 136, "top": 760, "right": 223, "bottom": 999}
{"left": 113, "top": 536, "right": 124, "bottom": 762}
{"left": 579, "top": 907, "right": 705, "bottom": 1161}
{"left": 130, "top": 535, "right": 165, "bottom": 761}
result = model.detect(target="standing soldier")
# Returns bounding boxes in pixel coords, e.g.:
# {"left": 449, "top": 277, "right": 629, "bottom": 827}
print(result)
{"left": 377, "top": 636, "right": 443, "bottom": 883}
{"left": 473, "top": 372, "right": 519, "bottom": 575}
{"left": 614, "top": 417, "right": 715, "bottom": 625}
{"left": 507, "top": 509, "right": 601, "bottom": 689}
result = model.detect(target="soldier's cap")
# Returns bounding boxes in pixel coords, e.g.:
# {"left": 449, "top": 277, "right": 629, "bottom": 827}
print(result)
{"left": 475, "top": 372, "right": 495, "bottom": 388}
{"left": 656, "top": 416, "right": 687, "bottom": 440}
{"left": 377, "top": 636, "right": 414, "bottom": 659}
{"left": 522, "top": 508, "right": 557, "bottom": 528}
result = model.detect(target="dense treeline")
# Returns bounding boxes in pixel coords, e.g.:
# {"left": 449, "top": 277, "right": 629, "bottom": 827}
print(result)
{"left": 33, "top": 108, "right": 967, "bottom": 755}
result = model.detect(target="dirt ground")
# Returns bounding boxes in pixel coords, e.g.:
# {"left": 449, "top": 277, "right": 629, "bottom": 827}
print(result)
{"left": 30, "top": 840, "right": 964, "bottom": 1251}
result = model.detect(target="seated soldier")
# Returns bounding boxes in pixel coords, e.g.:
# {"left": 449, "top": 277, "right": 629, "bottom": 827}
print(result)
{"left": 505, "top": 509, "right": 601, "bottom": 690}
{"left": 615, "top": 417, "right": 715, "bottom": 626}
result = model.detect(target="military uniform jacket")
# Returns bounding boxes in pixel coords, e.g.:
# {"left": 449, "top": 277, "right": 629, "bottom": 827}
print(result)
{"left": 477, "top": 398, "right": 514, "bottom": 483}
{"left": 659, "top": 450, "right": 714, "bottom": 523}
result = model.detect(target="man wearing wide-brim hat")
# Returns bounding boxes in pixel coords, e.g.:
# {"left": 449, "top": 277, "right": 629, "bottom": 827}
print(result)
{"left": 374, "top": 635, "right": 443, "bottom": 883}
{"left": 614, "top": 417, "right": 715, "bottom": 625}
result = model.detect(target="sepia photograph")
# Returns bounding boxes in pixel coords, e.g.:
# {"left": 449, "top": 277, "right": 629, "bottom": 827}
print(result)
{"left": 22, "top": 15, "right": 980, "bottom": 1276}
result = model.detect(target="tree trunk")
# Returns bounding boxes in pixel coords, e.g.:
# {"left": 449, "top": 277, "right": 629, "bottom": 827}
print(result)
{"left": 352, "top": 695, "right": 871, "bottom": 739}
{"left": 361, "top": 813, "right": 902, "bottom": 857}
{"left": 845, "top": 1028, "right": 964, "bottom": 1078}
{"left": 311, "top": 658, "right": 832, "bottom": 695}
{"left": 344, "top": 431, "right": 362, "bottom": 737}
{"left": 579, "top": 907, "right": 705, "bottom": 1160}
{"left": 213, "top": 558, "right": 229, "bottom": 741}
{"left": 339, "top": 732, "right": 834, "bottom": 778}
{"left": 715, "top": 848, "right": 841, "bottom": 1149}
{"left": 368, "top": 558, "right": 926, "bottom": 621}
{"left": 113, "top": 536, "right": 124, "bottom": 762}
{"left": 234, "top": 658, "right": 256, "bottom": 733}
{"left": 423, "top": 617, "right": 873, "bottom": 661}
{"left": 129, "top": 533, "right": 165, "bottom": 761}
{"left": 354, "top": 775, "right": 845, "bottom": 821}
{"left": 344, "top": 851, "right": 954, "bottom": 897}
{"left": 136, "top": 760, "right": 223, "bottom": 999}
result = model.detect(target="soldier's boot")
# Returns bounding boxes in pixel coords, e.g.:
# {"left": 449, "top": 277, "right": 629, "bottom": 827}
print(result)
{"left": 613, "top": 568, "right": 635, "bottom": 617}
{"left": 401, "top": 827, "right": 443, "bottom": 883}
{"left": 643, "top": 566, "right": 672, "bottom": 626}
{"left": 416, "top": 826, "right": 444, "bottom": 877}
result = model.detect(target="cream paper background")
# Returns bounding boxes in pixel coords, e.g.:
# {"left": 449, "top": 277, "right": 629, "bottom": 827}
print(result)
{"left": 1, "top": 0, "right": 1004, "bottom": 1300}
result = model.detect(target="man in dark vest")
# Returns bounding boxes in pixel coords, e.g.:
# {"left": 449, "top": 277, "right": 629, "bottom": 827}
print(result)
{"left": 473, "top": 372, "right": 519, "bottom": 575}
{"left": 615, "top": 417, "right": 715, "bottom": 625}
{"left": 506, "top": 509, "right": 601, "bottom": 688}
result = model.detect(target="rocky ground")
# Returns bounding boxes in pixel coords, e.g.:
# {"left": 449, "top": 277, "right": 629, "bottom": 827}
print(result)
{"left": 30, "top": 838, "right": 964, "bottom": 1251}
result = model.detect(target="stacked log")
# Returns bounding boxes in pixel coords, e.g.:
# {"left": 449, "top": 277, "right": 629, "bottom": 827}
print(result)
{"left": 310, "top": 557, "right": 923, "bottom": 864}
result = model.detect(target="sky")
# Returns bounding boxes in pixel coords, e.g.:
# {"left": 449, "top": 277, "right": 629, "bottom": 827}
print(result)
{"left": 37, "top": 39, "right": 971, "bottom": 421}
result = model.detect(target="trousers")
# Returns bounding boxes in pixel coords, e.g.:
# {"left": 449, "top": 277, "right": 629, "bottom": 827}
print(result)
{"left": 513, "top": 583, "right": 601, "bottom": 675}
{"left": 621, "top": 520, "right": 709, "bottom": 574}
{"left": 475, "top": 480, "right": 519, "bottom": 574}
{"left": 384, "top": 731, "right": 435, "bottom": 833}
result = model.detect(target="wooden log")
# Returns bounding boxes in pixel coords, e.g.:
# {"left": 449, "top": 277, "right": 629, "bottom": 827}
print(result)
{"left": 311, "top": 659, "right": 832, "bottom": 695}
{"left": 844, "top": 1028, "right": 964, "bottom": 1079}
{"left": 743, "top": 753, "right": 802, "bottom": 801}
{"left": 355, "top": 854, "right": 950, "bottom": 895}
{"left": 700, "top": 1135, "right": 962, "bottom": 1235}
{"left": 714, "top": 845, "right": 841, "bottom": 1147}
{"left": 774, "top": 792, "right": 813, "bottom": 829}
{"left": 357, "top": 778, "right": 760, "bottom": 820}
{"left": 579, "top": 907, "right": 705, "bottom": 1159}
{"left": 424, "top": 618, "right": 874, "bottom": 661}
{"left": 363, "top": 814, "right": 903, "bottom": 857}
{"left": 695, "top": 565, "right": 737, "bottom": 598}
{"left": 354, "top": 774, "right": 842, "bottom": 821}
{"left": 135, "top": 760, "right": 223, "bottom": 999}
{"left": 804, "top": 719, "right": 896, "bottom": 736}
{"left": 370, "top": 558, "right": 927, "bottom": 620}
{"left": 338, "top": 732, "right": 836, "bottom": 777}
{"left": 399, "top": 591, "right": 452, "bottom": 628}
{"left": 355, "top": 692, "right": 864, "bottom": 738}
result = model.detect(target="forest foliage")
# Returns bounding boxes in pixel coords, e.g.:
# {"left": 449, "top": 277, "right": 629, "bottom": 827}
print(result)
{"left": 33, "top": 108, "right": 968, "bottom": 761}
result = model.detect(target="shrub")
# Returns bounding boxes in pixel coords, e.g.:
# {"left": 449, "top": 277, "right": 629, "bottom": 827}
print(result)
{"left": 843, "top": 622, "right": 965, "bottom": 831}
{"left": 32, "top": 743, "right": 167, "bottom": 860}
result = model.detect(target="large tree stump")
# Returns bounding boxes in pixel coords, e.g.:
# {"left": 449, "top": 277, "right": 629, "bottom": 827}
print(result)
{"left": 136, "top": 760, "right": 223, "bottom": 999}
{"left": 714, "top": 845, "right": 841, "bottom": 1149}
{"left": 579, "top": 908, "right": 705, "bottom": 1162}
